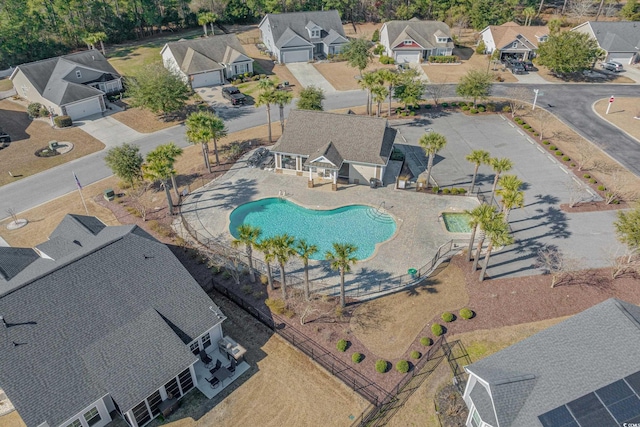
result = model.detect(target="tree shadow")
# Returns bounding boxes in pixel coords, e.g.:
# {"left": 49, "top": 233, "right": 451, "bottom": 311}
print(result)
{"left": 0, "top": 105, "right": 32, "bottom": 141}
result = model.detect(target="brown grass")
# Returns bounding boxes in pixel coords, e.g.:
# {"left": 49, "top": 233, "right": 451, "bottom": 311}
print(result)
{"left": 314, "top": 62, "right": 396, "bottom": 91}
{"left": 422, "top": 52, "right": 518, "bottom": 84}
{"left": 593, "top": 97, "right": 640, "bottom": 140}
{"left": 343, "top": 22, "right": 382, "bottom": 39}
{"left": 0, "top": 412, "right": 26, "bottom": 427}
{"left": 0, "top": 78, "right": 13, "bottom": 91}
{"left": 350, "top": 263, "right": 469, "bottom": 360}
{"left": 241, "top": 44, "right": 302, "bottom": 96}
{"left": 111, "top": 106, "right": 180, "bottom": 133}
{"left": 0, "top": 99, "right": 104, "bottom": 187}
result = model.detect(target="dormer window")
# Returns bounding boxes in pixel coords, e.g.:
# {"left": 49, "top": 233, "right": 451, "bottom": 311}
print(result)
{"left": 512, "top": 42, "right": 518, "bottom": 48}
{"left": 76, "top": 70, "right": 82, "bottom": 78}
{"left": 437, "top": 37, "right": 448, "bottom": 43}
{"left": 538, "top": 35, "right": 548, "bottom": 42}
{"left": 403, "top": 40, "right": 412, "bottom": 45}
{"left": 311, "top": 29, "right": 320, "bottom": 38}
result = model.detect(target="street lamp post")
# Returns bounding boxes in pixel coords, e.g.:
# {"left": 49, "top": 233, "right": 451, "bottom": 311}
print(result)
{"left": 532, "top": 89, "right": 539, "bottom": 110}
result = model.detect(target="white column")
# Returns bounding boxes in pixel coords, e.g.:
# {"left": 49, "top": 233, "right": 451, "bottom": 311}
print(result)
{"left": 309, "top": 166, "right": 313, "bottom": 181}
{"left": 333, "top": 170, "right": 337, "bottom": 184}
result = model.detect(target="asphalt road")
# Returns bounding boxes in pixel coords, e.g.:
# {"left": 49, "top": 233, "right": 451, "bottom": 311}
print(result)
{"left": 1, "top": 84, "right": 638, "bottom": 219}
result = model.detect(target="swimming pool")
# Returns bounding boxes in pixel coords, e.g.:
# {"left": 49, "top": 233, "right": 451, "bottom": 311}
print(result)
{"left": 442, "top": 212, "right": 472, "bottom": 233}
{"left": 229, "top": 198, "right": 397, "bottom": 260}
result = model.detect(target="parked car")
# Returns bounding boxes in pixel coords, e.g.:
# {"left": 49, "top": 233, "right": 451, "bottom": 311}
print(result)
{"left": 601, "top": 61, "right": 623, "bottom": 72}
{"left": 509, "top": 62, "right": 526, "bottom": 74}
{"left": 222, "top": 86, "right": 246, "bottom": 105}
{"left": 522, "top": 61, "right": 536, "bottom": 71}
{"left": 0, "top": 128, "right": 10, "bottom": 149}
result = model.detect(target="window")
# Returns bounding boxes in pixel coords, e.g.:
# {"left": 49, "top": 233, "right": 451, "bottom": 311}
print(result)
{"left": 403, "top": 40, "right": 412, "bottom": 45}
{"left": 471, "top": 407, "right": 481, "bottom": 427}
{"left": 512, "top": 42, "right": 518, "bottom": 48}
{"left": 66, "top": 420, "right": 81, "bottom": 427}
{"left": 189, "top": 341, "right": 199, "bottom": 355}
{"left": 147, "top": 390, "right": 162, "bottom": 416}
{"left": 437, "top": 37, "right": 448, "bottom": 43}
{"left": 178, "top": 368, "right": 194, "bottom": 395}
{"left": 202, "top": 333, "right": 212, "bottom": 349}
{"left": 76, "top": 70, "right": 82, "bottom": 78}
{"left": 311, "top": 29, "right": 320, "bottom": 38}
{"left": 83, "top": 407, "right": 102, "bottom": 427}
{"left": 164, "top": 377, "right": 180, "bottom": 399}
{"left": 538, "top": 35, "right": 548, "bottom": 42}
{"left": 132, "top": 401, "right": 151, "bottom": 426}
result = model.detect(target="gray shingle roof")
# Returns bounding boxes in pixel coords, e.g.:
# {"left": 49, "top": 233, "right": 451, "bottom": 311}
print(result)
{"left": 163, "top": 34, "right": 251, "bottom": 75}
{"left": 272, "top": 110, "right": 396, "bottom": 166}
{"left": 0, "top": 215, "right": 223, "bottom": 427}
{"left": 469, "top": 382, "right": 498, "bottom": 426}
{"left": 584, "top": 21, "right": 640, "bottom": 52}
{"left": 13, "top": 51, "right": 120, "bottom": 106}
{"left": 465, "top": 298, "right": 640, "bottom": 426}
{"left": 383, "top": 20, "right": 454, "bottom": 51}
{"left": 262, "top": 10, "right": 347, "bottom": 49}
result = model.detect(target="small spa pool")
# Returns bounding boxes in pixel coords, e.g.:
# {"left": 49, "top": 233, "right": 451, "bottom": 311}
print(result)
{"left": 442, "top": 212, "right": 472, "bottom": 233}
{"left": 229, "top": 198, "right": 397, "bottom": 260}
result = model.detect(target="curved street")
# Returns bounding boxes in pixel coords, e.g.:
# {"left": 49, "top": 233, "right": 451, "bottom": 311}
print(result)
{"left": 0, "top": 83, "right": 638, "bottom": 218}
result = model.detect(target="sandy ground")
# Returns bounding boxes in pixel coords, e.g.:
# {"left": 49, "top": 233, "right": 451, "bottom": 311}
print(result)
{"left": 593, "top": 97, "right": 640, "bottom": 140}
{"left": 111, "top": 106, "right": 181, "bottom": 133}
{"left": 0, "top": 99, "right": 105, "bottom": 187}
{"left": 314, "top": 61, "right": 396, "bottom": 91}
{"left": 422, "top": 50, "right": 518, "bottom": 84}
{"left": 351, "top": 263, "right": 469, "bottom": 360}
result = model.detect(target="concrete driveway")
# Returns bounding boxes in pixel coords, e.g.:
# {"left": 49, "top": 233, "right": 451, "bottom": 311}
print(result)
{"left": 286, "top": 63, "right": 336, "bottom": 93}
{"left": 512, "top": 71, "right": 549, "bottom": 84}
{"left": 76, "top": 113, "right": 142, "bottom": 148}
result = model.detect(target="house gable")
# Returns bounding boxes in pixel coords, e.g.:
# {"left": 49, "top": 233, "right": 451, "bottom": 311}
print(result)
{"left": 261, "top": 10, "right": 347, "bottom": 49}
{"left": 574, "top": 21, "right": 640, "bottom": 53}
{"left": 382, "top": 20, "right": 454, "bottom": 55}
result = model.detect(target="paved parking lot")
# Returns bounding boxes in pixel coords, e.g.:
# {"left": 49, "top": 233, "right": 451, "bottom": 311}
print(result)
{"left": 393, "top": 112, "right": 624, "bottom": 279}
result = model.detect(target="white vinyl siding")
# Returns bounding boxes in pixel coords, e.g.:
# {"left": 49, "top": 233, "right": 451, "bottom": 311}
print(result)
{"left": 191, "top": 71, "right": 223, "bottom": 88}
{"left": 63, "top": 97, "right": 102, "bottom": 120}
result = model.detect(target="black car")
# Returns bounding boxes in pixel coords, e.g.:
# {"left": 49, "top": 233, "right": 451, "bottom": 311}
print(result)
{"left": 522, "top": 61, "right": 535, "bottom": 71}
{"left": 0, "top": 128, "right": 10, "bottom": 148}
{"left": 222, "top": 86, "right": 246, "bottom": 105}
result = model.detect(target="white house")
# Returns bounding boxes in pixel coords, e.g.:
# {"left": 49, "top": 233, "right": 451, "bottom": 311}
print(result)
{"left": 259, "top": 10, "right": 348, "bottom": 63}
{"left": 271, "top": 110, "right": 397, "bottom": 190}
{"left": 161, "top": 34, "right": 254, "bottom": 88}
{"left": 380, "top": 19, "right": 454, "bottom": 63}
{"left": 0, "top": 214, "right": 248, "bottom": 427}
{"left": 572, "top": 21, "right": 640, "bottom": 65}
{"left": 478, "top": 22, "right": 549, "bottom": 62}
{"left": 10, "top": 50, "right": 122, "bottom": 120}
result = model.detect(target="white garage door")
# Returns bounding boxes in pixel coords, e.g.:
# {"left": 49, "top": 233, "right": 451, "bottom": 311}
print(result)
{"left": 607, "top": 53, "right": 634, "bottom": 65}
{"left": 64, "top": 97, "right": 102, "bottom": 120}
{"left": 395, "top": 51, "right": 420, "bottom": 63}
{"left": 283, "top": 49, "right": 310, "bottom": 63}
{"left": 192, "top": 71, "right": 222, "bottom": 88}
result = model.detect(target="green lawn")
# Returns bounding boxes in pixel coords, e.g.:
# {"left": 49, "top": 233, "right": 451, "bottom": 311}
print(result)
{"left": 107, "top": 28, "right": 203, "bottom": 76}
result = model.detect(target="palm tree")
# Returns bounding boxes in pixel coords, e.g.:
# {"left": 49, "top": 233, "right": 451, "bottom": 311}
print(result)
{"left": 522, "top": 6, "right": 536, "bottom": 25}
{"left": 371, "top": 84, "right": 389, "bottom": 117}
{"left": 273, "top": 89, "right": 293, "bottom": 133}
{"left": 465, "top": 204, "right": 496, "bottom": 262}
{"left": 84, "top": 32, "right": 108, "bottom": 56}
{"left": 497, "top": 174, "right": 523, "bottom": 192}
{"left": 255, "top": 80, "right": 277, "bottom": 144}
{"left": 185, "top": 111, "right": 227, "bottom": 171}
{"left": 143, "top": 147, "right": 176, "bottom": 215}
{"left": 359, "top": 71, "right": 381, "bottom": 116}
{"left": 378, "top": 69, "right": 399, "bottom": 117}
{"left": 295, "top": 239, "right": 318, "bottom": 300}
{"left": 419, "top": 132, "right": 448, "bottom": 189}
{"left": 271, "top": 233, "right": 297, "bottom": 299}
{"left": 498, "top": 188, "right": 525, "bottom": 221}
{"left": 154, "top": 142, "right": 183, "bottom": 199}
{"left": 325, "top": 242, "right": 358, "bottom": 308}
{"left": 232, "top": 224, "right": 262, "bottom": 283}
{"left": 465, "top": 149, "right": 491, "bottom": 193}
{"left": 197, "top": 12, "right": 217, "bottom": 36}
{"left": 488, "top": 157, "right": 514, "bottom": 201}
{"left": 479, "top": 215, "right": 513, "bottom": 281}
{"left": 257, "top": 238, "right": 275, "bottom": 291}
{"left": 471, "top": 208, "right": 500, "bottom": 272}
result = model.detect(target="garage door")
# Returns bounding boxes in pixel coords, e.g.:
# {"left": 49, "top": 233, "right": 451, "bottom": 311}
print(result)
{"left": 192, "top": 71, "right": 222, "bottom": 88}
{"left": 395, "top": 51, "right": 420, "bottom": 63}
{"left": 64, "top": 97, "right": 102, "bottom": 120}
{"left": 607, "top": 54, "right": 633, "bottom": 65}
{"left": 283, "top": 49, "right": 310, "bottom": 63}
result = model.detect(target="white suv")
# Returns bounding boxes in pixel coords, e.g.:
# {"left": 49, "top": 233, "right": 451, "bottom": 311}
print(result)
{"left": 601, "top": 61, "right": 623, "bottom": 72}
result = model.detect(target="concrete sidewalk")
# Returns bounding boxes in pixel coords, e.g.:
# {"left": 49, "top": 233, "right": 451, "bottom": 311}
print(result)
{"left": 286, "top": 63, "right": 336, "bottom": 93}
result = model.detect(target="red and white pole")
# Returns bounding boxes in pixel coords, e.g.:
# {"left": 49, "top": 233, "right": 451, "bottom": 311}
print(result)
{"left": 606, "top": 96, "right": 614, "bottom": 115}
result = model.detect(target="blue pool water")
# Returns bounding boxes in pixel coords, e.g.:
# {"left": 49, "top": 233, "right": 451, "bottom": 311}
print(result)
{"left": 442, "top": 212, "right": 472, "bottom": 233}
{"left": 229, "top": 198, "right": 397, "bottom": 260}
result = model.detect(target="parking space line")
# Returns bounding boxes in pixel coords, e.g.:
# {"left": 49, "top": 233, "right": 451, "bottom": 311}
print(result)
{"left": 587, "top": 189, "right": 596, "bottom": 196}
{"left": 536, "top": 145, "right": 545, "bottom": 153}
{"left": 572, "top": 177, "right": 581, "bottom": 184}
{"left": 559, "top": 165, "right": 568, "bottom": 174}
{"left": 547, "top": 155, "right": 556, "bottom": 164}
{"left": 517, "top": 130, "right": 525, "bottom": 136}
{"left": 508, "top": 122, "right": 515, "bottom": 127}
{"left": 500, "top": 115, "right": 506, "bottom": 121}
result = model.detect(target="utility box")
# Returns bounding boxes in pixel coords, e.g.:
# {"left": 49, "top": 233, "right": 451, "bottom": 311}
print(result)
{"left": 103, "top": 189, "right": 115, "bottom": 201}
{"left": 48, "top": 141, "right": 59, "bottom": 150}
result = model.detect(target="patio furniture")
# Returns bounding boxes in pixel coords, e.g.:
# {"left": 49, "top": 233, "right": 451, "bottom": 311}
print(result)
{"left": 207, "top": 377, "right": 220, "bottom": 389}
{"left": 209, "top": 359, "right": 222, "bottom": 375}
{"left": 199, "top": 350, "right": 213, "bottom": 367}
{"left": 228, "top": 358, "right": 237, "bottom": 374}
{"left": 218, "top": 336, "right": 247, "bottom": 362}
{"left": 158, "top": 398, "right": 179, "bottom": 417}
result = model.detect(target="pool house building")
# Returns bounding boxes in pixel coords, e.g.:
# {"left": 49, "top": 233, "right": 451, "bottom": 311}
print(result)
{"left": 271, "top": 110, "right": 397, "bottom": 190}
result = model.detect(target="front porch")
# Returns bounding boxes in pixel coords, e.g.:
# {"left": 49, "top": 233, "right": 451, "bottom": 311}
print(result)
{"left": 194, "top": 342, "right": 250, "bottom": 399}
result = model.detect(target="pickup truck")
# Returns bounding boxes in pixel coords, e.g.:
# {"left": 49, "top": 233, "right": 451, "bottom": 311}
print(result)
{"left": 221, "top": 86, "right": 246, "bottom": 105}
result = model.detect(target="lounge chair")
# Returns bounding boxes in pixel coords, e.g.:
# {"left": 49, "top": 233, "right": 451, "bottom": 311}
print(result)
{"left": 209, "top": 359, "right": 222, "bottom": 375}
{"left": 199, "top": 350, "right": 213, "bottom": 367}
{"left": 207, "top": 377, "right": 220, "bottom": 389}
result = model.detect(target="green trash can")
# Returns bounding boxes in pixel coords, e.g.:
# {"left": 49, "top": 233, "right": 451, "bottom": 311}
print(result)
{"left": 103, "top": 188, "right": 115, "bottom": 201}
{"left": 408, "top": 268, "right": 418, "bottom": 279}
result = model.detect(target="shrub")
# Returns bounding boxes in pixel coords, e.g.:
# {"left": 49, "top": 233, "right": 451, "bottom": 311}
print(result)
{"left": 461, "top": 105, "right": 470, "bottom": 111}
{"left": 562, "top": 156, "right": 570, "bottom": 161}
{"left": 598, "top": 185, "right": 606, "bottom": 191}
{"left": 375, "top": 359, "right": 388, "bottom": 373}
{"left": 27, "top": 102, "right": 45, "bottom": 118}
{"left": 260, "top": 274, "right": 268, "bottom": 285}
{"left": 429, "top": 55, "right": 458, "bottom": 63}
{"left": 265, "top": 298, "right": 286, "bottom": 315}
{"left": 232, "top": 79, "right": 242, "bottom": 85}
{"left": 410, "top": 350, "right": 421, "bottom": 359}
{"left": 523, "top": 124, "right": 531, "bottom": 129}
{"left": 252, "top": 75, "right": 260, "bottom": 81}
{"left": 336, "top": 339, "right": 348, "bottom": 352}
{"left": 527, "top": 127, "right": 535, "bottom": 132}
{"left": 458, "top": 188, "right": 467, "bottom": 194}
{"left": 477, "top": 106, "right": 486, "bottom": 112}
{"left": 441, "top": 102, "right": 449, "bottom": 107}
{"left": 543, "top": 140, "right": 550, "bottom": 145}
{"left": 459, "top": 308, "right": 474, "bottom": 319}
{"left": 555, "top": 151, "right": 563, "bottom": 156}
{"left": 475, "top": 40, "right": 486, "bottom": 54}
{"left": 442, "top": 188, "right": 451, "bottom": 194}
{"left": 549, "top": 145, "right": 557, "bottom": 150}
{"left": 396, "top": 360, "right": 410, "bottom": 373}
{"left": 589, "top": 178, "right": 597, "bottom": 184}
{"left": 458, "top": 101, "right": 466, "bottom": 107}
{"left": 450, "top": 102, "right": 457, "bottom": 107}
{"left": 420, "top": 337, "right": 433, "bottom": 346}
{"left": 533, "top": 132, "right": 539, "bottom": 136}
{"left": 410, "top": 111, "right": 416, "bottom": 116}
{"left": 424, "top": 104, "right": 432, "bottom": 109}
{"left": 432, "top": 186, "right": 439, "bottom": 194}
{"left": 241, "top": 285, "right": 253, "bottom": 295}
{"left": 372, "top": 29, "right": 380, "bottom": 42}
{"left": 470, "top": 108, "right": 478, "bottom": 114}
{"left": 260, "top": 74, "right": 267, "bottom": 79}
{"left": 221, "top": 270, "right": 232, "bottom": 279}
{"left": 431, "top": 323, "right": 444, "bottom": 336}
{"left": 486, "top": 103, "right": 496, "bottom": 112}
{"left": 450, "top": 188, "right": 459, "bottom": 195}
{"left": 373, "top": 44, "right": 385, "bottom": 55}
{"left": 501, "top": 106, "right": 511, "bottom": 113}
{"left": 441, "top": 312, "right": 454, "bottom": 322}
{"left": 352, "top": 352, "right": 363, "bottom": 363}
{"left": 54, "top": 115, "right": 73, "bottom": 128}
{"left": 583, "top": 174, "right": 591, "bottom": 179}
{"left": 380, "top": 55, "right": 394, "bottom": 64}
{"left": 570, "top": 163, "right": 576, "bottom": 167}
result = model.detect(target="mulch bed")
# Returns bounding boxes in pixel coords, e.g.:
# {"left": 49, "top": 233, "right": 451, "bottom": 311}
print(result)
{"left": 435, "top": 383, "right": 468, "bottom": 427}
{"left": 560, "top": 201, "right": 629, "bottom": 213}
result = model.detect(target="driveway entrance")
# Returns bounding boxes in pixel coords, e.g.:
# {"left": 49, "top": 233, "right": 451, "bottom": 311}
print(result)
{"left": 286, "top": 63, "right": 336, "bottom": 93}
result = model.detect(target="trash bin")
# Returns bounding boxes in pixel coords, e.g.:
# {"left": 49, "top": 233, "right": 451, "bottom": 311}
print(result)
{"left": 408, "top": 268, "right": 418, "bottom": 279}
{"left": 369, "top": 178, "right": 379, "bottom": 188}
{"left": 103, "top": 189, "right": 115, "bottom": 201}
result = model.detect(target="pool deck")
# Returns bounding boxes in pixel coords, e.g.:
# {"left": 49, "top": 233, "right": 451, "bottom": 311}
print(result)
{"left": 179, "top": 152, "right": 479, "bottom": 296}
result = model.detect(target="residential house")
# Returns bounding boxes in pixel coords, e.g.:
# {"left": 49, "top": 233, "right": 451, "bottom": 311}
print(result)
{"left": 380, "top": 19, "right": 454, "bottom": 63}
{"left": 259, "top": 10, "right": 348, "bottom": 63}
{"left": 0, "top": 214, "right": 247, "bottom": 427}
{"left": 270, "top": 110, "right": 397, "bottom": 189}
{"left": 572, "top": 21, "right": 640, "bottom": 65}
{"left": 463, "top": 298, "right": 640, "bottom": 427}
{"left": 479, "top": 22, "right": 550, "bottom": 62}
{"left": 10, "top": 50, "right": 123, "bottom": 120}
{"left": 161, "top": 34, "right": 254, "bottom": 88}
